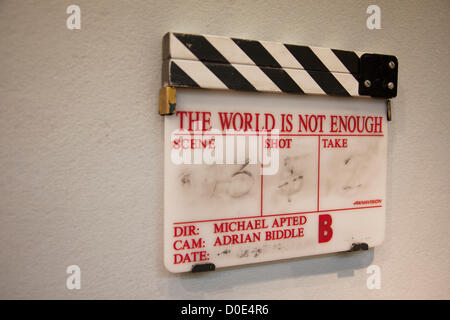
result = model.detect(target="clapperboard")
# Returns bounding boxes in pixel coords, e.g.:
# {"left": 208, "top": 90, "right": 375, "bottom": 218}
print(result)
{"left": 160, "top": 32, "right": 398, "bottom": 273}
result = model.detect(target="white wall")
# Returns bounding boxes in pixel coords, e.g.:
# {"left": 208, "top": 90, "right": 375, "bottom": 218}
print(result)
{"left": 0, "top": 0, "right": 449, "bottom": 299}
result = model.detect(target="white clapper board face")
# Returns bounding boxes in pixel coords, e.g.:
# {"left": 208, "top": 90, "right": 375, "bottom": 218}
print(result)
{"left": 164, "top": 88, "right": 387, "bottom": 273}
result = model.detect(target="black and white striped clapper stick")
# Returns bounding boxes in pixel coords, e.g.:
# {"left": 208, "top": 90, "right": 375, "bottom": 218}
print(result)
{"left": 162, "top": 32, "right": 398, "bottom": 99}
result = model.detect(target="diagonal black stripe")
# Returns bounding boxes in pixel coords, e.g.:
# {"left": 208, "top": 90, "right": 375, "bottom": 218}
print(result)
{"left": 174, "top": 33, "right": 229, "bottom": 63}
{"left": 308, "top": 71, "right": 351, "bottom": 96}
{"left": 260, "top": 67, "right": 304, "bottom": 94}
{"left": 332, "top": 49, "right": 360, "bottom": 81}
{"left": 170, "top": 62, "right": 200, "bottom": 87}
{"left": 284, "top": 44, "right": 330, "bottom": 72}
{"left": 203, "top": 62, "right": 256, "bottom": 91}
{"left": 174, "top": 34, "right": 256, "bottom": 91}
{"left": 285, "top": 45, "right": 350, "bottom": 96}
{"left": 232, "top": 39, "right": 304, "bottom": 94}
{"left": 232, "top": 38, "right": 281, "bottom": 68}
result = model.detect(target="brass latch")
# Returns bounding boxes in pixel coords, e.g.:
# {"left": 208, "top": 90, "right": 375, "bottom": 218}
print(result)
{"left": 158, "top": 86, "right": 176, "bottom": 115}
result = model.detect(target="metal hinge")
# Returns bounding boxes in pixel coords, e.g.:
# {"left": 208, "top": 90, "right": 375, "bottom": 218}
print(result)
{"left": 359, "top": 54, "right": 398, "bottom": 99}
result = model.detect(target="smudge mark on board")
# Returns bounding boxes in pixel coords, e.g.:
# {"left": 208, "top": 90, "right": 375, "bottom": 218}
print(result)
{"left": 278, "top": 156, "right": 306, "bottom": 202}
{"left": 228, "top": 171, "right": 254, "bottom": 198}
{"left": 180, "top": 173, "right": 191, "bottom": 186}
{"left": 239, "top": 250, "right": 249, "bottom": 258}
{"left": 252, "top": 248, "right": 262, "bottom": 258}
{"left": 217, "top": 249, "right": 231, "bottom": 256}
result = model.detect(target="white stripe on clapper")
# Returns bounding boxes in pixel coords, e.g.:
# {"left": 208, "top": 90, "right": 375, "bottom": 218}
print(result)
{"left": 204, "top": 35, "right": 254, "bottom": 65}
{"left": 232, "top": 64, "right": 281, "bottom": 92}
{"left": 172, "top": 59, "right": 228, "bottom": 89}
{"left": 310, "top": 47, "right": 359, "bottom": 95}
{"left": 261, "top": 41, "right": 325, "bottom": 94}
{"left": 205, "top": 36, "right": 281, "bottom": 92}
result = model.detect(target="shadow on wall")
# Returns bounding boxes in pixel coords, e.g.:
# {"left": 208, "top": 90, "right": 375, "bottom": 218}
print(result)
{"left": 167, "top": 249, "right": 374, "bottom": 297}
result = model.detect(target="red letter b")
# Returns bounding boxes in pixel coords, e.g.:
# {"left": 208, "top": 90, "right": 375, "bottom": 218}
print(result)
{"left": 318, "top": 214, "right": 333, "bottom": 243}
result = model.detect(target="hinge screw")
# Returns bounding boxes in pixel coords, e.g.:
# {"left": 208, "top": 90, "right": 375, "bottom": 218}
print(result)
{"left": 364, "top": 80, "right": 371, "bottom": 88}
{"left": 388, "top": 61, "right": 396, "bottom": 69}
{"left": 387, "top": 82, "right": 395, "bottom": 90}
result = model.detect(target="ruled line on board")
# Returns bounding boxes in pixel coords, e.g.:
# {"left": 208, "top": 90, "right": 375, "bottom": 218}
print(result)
{"left": 172, "top": 205, "right": 383, "bottom": 225}
{"left": 172, "top": 133, "right": 384, "bottom": 137}
{"left": 317, "top": 135, "right": 321, "bottom": 211}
